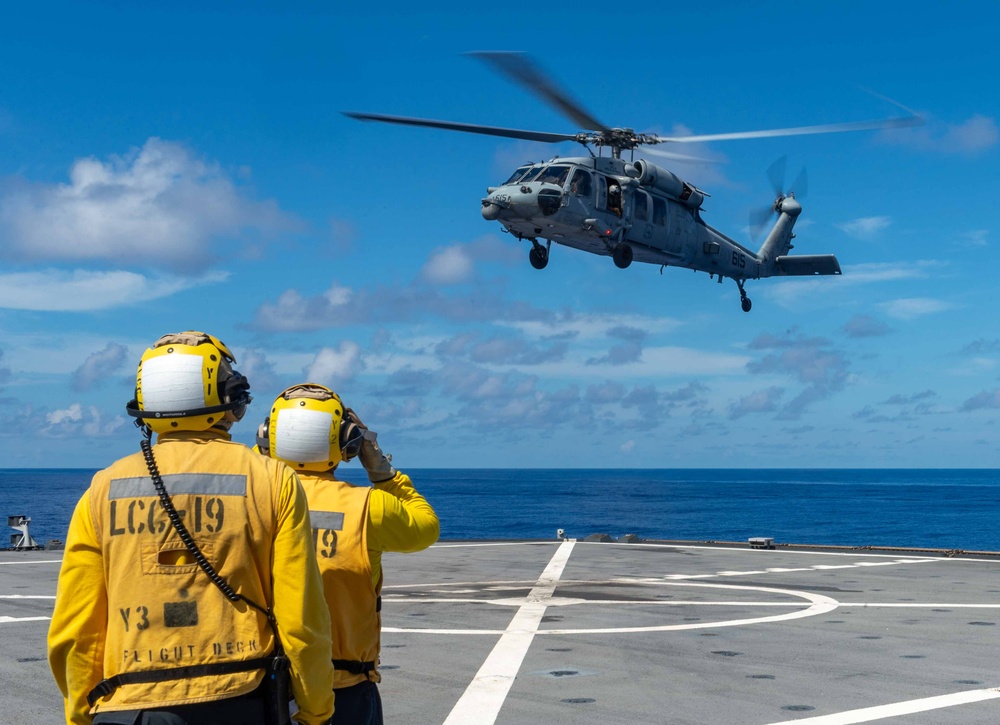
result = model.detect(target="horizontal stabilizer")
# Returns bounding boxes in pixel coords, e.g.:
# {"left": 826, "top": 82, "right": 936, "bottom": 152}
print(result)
{"left": 775, "top": 255, "right": 842, "bottom": 276}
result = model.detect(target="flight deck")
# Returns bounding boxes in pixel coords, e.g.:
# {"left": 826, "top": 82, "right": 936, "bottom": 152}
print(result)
{"left": 5, "top": 539, "right": 1000, "bottom": 724}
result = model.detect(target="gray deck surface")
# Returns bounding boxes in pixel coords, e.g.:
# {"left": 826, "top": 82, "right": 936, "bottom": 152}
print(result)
{"left": 4, "top": 539, "right": 1000, "bottom": 724}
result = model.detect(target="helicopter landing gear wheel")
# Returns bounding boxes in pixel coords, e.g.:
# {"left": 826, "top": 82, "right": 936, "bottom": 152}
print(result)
{"left": 736, "top": 279, "right": 752, "bottom": 312}
{"left": 612, "top": 243, "right": 633, "bottom": 269}
{"left": 529, "top": 244, "right": 548, "bottom": 270}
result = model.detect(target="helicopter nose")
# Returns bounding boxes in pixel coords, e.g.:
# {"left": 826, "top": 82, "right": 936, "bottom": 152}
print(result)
{"left": 481, "top": 200, "right": 503, "bottom": 220}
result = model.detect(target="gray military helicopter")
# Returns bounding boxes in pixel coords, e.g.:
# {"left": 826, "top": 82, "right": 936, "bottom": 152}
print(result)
{"left": 346, "top": 53, "right": 921, "bottom": 312}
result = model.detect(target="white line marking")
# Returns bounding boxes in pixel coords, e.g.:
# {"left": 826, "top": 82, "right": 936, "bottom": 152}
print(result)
{"left": 384, "top": 580, "right": 533, "bottom": 590}
{"left": 718, "top": 570, "right": 768, "bottom": 576}
{"left": 767, "top": 567, "right": 812, "bottom": 573}
{"left": 571, "top": 541, "right": 944, "bottom": 560}
{"left": 427, "top": 540, "right": 953, "bottom": 561}
{"left": 0, "top": 559, "right": 62, "bottom": 566}
{"left": 840, "top": 602, "right": 1000, "bottom": 608}
{"left": 765, "top": 686, "right": 1000, "bottom": 724}
{"left": 0, "top": 616, "right": 51, "bottom": 623}
{"left": 441, "top": 539, "right": 575, "bottom": 725}
{"left": 431, "top": 542, "right": 563, "bottom": 549}
{"left": 385, "top": 597, "right": 807, "bottom": 607}
{"left": 0, "top": 595, "right": 55, "bottom": 599}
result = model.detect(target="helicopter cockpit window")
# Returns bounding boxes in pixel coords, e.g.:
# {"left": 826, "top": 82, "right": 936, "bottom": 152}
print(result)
{"left": 653, "top": 197, "right": 667, "bottom": 226}
{"left": 503, "top": 165, "right": 534, "bottom": 185}
{"left": 570, "top": 169, "right": 593, "bottom": 198}
{"left": 635, "top": 191, "right": 649, "bottom": 221}
{"left": 535, "top": 165, "right": 572, "bottom": 187}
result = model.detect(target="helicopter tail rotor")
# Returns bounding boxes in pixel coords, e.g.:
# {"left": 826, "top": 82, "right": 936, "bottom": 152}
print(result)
{"left": 750, "top": 156, "right": 808, "bottom": 242}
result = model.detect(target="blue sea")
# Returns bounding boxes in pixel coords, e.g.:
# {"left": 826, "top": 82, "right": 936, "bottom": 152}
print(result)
{"left": 3, "top": 469, "right": 1000, "bottom": 552}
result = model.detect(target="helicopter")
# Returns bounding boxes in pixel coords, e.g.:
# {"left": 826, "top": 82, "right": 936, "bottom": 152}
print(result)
{"left": 345, "top": 53, "right": 922, "bottom": 312}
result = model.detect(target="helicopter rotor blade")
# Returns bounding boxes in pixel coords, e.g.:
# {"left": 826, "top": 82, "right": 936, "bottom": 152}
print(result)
{"left": 642, "top": 146, "right": 722, "bottom": 164}
{"left": 765, "top": 156, "right": 808, "bottom": 199}
{"left": 790, "top": 166, "right": 808, "bottom": 199}
{"left": 342, "top": 112, "right": 580, "bottom": 145}
{"left": 767, "top": 156, "right": 788, "bottom": 197}
{"left": 653, "top": 112, "right": 923, "bottom": 145}
{"left": 749, "top": 204, "right": 776, "bottom": 243}
{"left": 468, "top": 51, "right": 612, "bottom": 134}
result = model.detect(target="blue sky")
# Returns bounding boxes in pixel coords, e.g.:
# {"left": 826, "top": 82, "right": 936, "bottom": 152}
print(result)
{"left": 1, "top": 1, "right": 998, "bottom": 469}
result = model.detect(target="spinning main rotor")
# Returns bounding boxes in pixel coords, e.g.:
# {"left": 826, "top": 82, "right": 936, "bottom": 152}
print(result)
{"left": 345, "top": 52, "right": 923, "bottom": 160}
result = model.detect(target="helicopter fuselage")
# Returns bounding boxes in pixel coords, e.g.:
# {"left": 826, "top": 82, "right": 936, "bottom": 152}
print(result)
{"left": 482, "top": 155, "right": 765, "bottom": 283}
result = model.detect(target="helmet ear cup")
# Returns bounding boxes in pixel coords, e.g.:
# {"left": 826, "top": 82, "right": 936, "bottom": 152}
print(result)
{"left": 339, "top": 420, "right": 364, "bottom": 461}
{"left": 256, "top": 418, "right": 270, "bottom": 455}
{"left": 220, "top": 369, "right": 251, "bottom": 422}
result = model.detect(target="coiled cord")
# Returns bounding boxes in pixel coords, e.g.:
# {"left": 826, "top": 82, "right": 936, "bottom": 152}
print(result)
{"left": 140, "top": 435, "right": 276, "bottom": 628}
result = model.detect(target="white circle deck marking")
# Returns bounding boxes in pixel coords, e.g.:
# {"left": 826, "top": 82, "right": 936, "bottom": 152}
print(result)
{"left": 384, "top": 580, "right": 838, "bottom": 635}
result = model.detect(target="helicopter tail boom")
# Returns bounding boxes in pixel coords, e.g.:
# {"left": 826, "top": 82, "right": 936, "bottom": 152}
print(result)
{"left": 754, "top": 195, "right": 840, "bottom": 277}
{"left": 756, "top": 195, "right": 801, "bottom": 265}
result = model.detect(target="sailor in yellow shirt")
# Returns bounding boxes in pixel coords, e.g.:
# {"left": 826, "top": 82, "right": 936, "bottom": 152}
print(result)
{"left": 256, "top": 384, "right": 440, "bottom": 725}
{"left": 48, "top": 332, "right": 335, "bottom": 725}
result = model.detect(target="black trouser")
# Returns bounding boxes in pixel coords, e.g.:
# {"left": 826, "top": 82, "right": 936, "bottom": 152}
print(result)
{"left": 91, "top": 685, "right": 267, "bottom": 725}
{"left": 330, "top": 680, "right": 382, "bottom": 725}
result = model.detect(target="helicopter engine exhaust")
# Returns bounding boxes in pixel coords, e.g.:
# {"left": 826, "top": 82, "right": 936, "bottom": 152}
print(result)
{"left": 629, "top": 159, "right": 705, "bottom": 208}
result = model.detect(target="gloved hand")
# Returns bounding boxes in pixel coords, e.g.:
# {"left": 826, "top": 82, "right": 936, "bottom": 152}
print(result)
{"left": 359, "top": 435, "right": 396, "bottom": 483}
{"left": 345, "top": 409, "right": 396, "bottom": 483}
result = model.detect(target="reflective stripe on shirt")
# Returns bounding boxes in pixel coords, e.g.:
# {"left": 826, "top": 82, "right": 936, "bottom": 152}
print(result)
{"left": 109, "top": 474, "right": 248, "bottom": 499}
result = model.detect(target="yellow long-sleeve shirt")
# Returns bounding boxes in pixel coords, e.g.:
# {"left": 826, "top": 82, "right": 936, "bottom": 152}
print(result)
{"left": 298, "top": 469, "right": 439, "bottom": 688}
{"left": 48, "top": 430, "right": 334, "bottom": 725}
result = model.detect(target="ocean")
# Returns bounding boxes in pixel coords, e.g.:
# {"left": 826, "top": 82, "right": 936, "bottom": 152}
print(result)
{"left": 2, "top": 468, "right": 1000, "bottom": 552}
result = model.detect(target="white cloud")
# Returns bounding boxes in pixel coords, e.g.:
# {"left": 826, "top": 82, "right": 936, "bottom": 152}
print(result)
{"left": 236, "top": 348, "right": 279, "bottom": 393}
{"left": 841, "top": 314, "right": 892, "bottom": 339}
{"left": 880, "top": 297, "right": 954, "bottom": 320}
{"left": 72, "top": 342, "right": 129, "bottom": 391}
{"left": 43, "top": 403, "right": 125, "bottom": 437}
{"left": 962, "top": 230, "right": 989, "bottom": 247}
{"left": 0, "top": 269, "right": 227, "bottom": 311}
{"left": 764, "top": 261, "right": 938, "bottom": 308}
{"left": 0, "top": 137, "right": 295, "bottom": 269}
{"left": 836, "top": 216, "right": 891, "bottom": 239}
{"left": 503, "top": 313, "right": 683, "bottom": 341}
{"left": 253, "top": 282, "right": 353, "bottom": 331}
{"left": 531, "top": 345, "right": 749, "bottom": 379}
{"left": 841, "top": 261, "right": 939, "bottom": 283}
{"left": 304, "top": 342, "right": 364, "bottom": 387}
{"left": 881, "top": 114, "right": 999, "bottom": 156}
{"left": 729, "top": 386, "right": 784, "bottom": 419}
{"left": 961, "top": 389, "right": 1000, "bottom": 412}
{"left": 421, "top": 245, "right": 475, "bottom": 284}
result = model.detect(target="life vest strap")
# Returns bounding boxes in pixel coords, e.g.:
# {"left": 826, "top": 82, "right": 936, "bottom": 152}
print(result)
{"left": 87, "top": 656, "right": 274, "bottom": 707}
{"left": 332, "top": 658, "right": 376, "bottom": 675}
